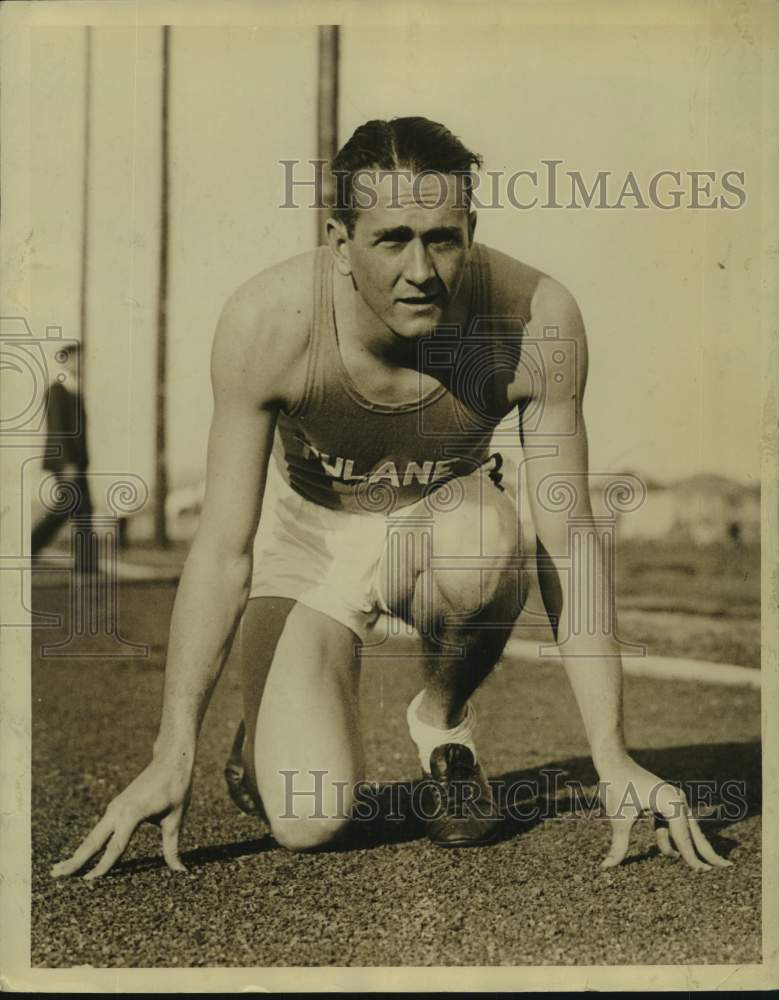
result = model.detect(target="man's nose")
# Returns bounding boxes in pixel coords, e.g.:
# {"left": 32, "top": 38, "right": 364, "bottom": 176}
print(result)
{"left": 403, "top": 240, "right": 435, "bottom": 286}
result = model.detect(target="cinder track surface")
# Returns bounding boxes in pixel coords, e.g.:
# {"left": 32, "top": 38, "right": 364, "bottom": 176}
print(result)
{"left": 32, "top": 581, "right": 761, "bottom": 968}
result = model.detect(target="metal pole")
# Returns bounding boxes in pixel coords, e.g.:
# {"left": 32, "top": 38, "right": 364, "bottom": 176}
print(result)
{"left": 154, "top": 25, "right": 171, "bottom": 548}
{"left": 79, "top": 26, "right": 92, "bottom": 388}
{"left": 316, "top": 26, "right": 340, "bottom": 245}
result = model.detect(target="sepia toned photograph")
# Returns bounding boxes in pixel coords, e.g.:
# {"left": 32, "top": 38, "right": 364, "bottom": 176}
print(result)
{"left": 1, "top": 0, "right": 776, "bottom": 991}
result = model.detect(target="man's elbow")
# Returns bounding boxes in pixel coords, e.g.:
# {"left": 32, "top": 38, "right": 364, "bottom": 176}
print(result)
{"left": 186, "top": 530, "right": 254, "bottom": 597}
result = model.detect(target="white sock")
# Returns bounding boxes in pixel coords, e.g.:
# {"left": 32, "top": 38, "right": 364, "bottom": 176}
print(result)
{"left": 406, "top": 689, "right": 478, "bottom": 773}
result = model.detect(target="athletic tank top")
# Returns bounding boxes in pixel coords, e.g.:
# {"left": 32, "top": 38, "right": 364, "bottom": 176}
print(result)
{"left": 272, "top": 242, "right": 522, "bottom": 514}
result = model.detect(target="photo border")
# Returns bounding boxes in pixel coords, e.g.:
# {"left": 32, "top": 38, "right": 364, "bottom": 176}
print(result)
{"left": 1, "top": 0, "right": 776, "bottom": 991}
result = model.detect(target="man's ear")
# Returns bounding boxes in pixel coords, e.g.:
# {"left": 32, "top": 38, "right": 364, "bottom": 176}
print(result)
{"left": 326, "top": 217, "right": 353, "bottom": 276}
{"left": 468, "top": 210, "right": 478, "bottom": 246}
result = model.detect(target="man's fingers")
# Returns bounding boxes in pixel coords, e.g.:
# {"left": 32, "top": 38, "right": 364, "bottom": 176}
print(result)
{"left": 161, "top": 811, "right": 187, "bottom": 874}
{"left": 654, "top": 823, "right": 680, "bottom": 859}
{"left": 51, "top": 816, "right": 113, "bottom": 878}
{"left": 686, "top": 810, "right": 733, "bottom": 868}
{"left": 83, "top": 826, "right": 133, "bottom": 881}
{"left": 668, "top": 811, "right": 711, "bottom": 872}
{"left": 601, "top": 816, "right": 635, "bottom": 869}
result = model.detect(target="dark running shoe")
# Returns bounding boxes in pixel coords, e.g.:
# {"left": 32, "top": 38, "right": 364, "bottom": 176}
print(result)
{"left": 420, "top": 743, "right": 501, "bottom": 847}
{"left": 224, "top": 721, "right": 266, "bottom": 819}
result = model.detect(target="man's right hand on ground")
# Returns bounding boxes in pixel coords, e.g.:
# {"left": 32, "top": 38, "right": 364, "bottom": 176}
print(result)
{"left": 50, "top": 757, "right": 192, "bottom": 880}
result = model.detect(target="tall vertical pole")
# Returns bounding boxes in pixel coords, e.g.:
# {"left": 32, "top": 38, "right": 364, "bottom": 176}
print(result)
{"left": 316, "top": 26, "right": 340, "bottom": 245}
{"left": 155, "top": 25, "right": 171, "bottom": 548}
{"left": 79, "top": 26, "right": 93, "bottom": 387}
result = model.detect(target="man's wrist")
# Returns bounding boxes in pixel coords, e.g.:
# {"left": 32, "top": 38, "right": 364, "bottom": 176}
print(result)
{"left": 152, "top": 734, "right": 197, "bottom": 771}
{"left": 591, "top": 734, "right": 629, "bottom": 775}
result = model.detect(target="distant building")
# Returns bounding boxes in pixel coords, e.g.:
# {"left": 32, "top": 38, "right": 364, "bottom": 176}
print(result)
{"left": 612, "top": 473, "right": 760, "bottom": 545}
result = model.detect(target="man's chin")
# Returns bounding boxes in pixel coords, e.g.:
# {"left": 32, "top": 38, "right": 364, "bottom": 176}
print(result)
{"left": 389, "top": 311, "right": 444, "bottom": 339}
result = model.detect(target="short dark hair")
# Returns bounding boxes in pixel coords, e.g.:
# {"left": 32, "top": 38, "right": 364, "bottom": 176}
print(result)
{"left": 331, "top": 117, "right": 483, "bottom": 235}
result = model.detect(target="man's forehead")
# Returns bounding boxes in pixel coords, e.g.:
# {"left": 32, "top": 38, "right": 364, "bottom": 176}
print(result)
{"left": 354, "top": 169, "right": 470, "bottom": 213}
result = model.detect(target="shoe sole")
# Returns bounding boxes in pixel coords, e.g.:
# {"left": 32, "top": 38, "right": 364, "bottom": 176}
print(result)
{"left": 428, "top": 823, "right": 502, "bottom": 848}
{"left": 224, "top": 722, "right": 266, "bottom": 818}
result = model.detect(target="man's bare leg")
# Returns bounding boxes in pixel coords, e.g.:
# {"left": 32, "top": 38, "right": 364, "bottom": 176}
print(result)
{"left": 238, "top": 597, "right": 364, "bottom": 851}
{"left": 380, "top": 469, "right": 526, "bottom": 729}
{"left": 376, "top": 470, "right": 526, "bottom": 844}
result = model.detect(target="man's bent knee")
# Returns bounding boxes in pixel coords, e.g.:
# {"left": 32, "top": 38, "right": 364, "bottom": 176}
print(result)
{"left": 429, "top": 492, "right": 519, "bottom": 607}
{"left": 433, "top": 481, "right": 518, "bottom": 562}
{"left": 431, "top": 562, "right": 518, "bottom": 619}
{"left": 270, "top": 816, "right": 351, "bottom": 853}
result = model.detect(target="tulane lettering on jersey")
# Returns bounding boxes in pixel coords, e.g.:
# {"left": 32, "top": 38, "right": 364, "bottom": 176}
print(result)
{"left": 300, "top": 440, "right": 457, "bottom": 488}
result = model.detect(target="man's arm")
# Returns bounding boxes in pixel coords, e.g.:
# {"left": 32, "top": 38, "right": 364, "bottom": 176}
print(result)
{"left": 52, "top": 285, "right": 281, "bottom": 879}
{"left": 153, "top": 291, "right": 277, "bottom": 759}
{"left": 519, "top": 278, "right": 730, "bottom": 871}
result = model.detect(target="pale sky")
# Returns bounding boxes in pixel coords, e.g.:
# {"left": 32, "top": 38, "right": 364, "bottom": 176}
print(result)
{"left": 29, "top": 20, "right": 763, "bottom": 505}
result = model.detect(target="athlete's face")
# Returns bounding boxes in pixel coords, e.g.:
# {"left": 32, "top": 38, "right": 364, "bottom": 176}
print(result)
{"left": 330, "top": 171, "right": 476, "bottom": 339}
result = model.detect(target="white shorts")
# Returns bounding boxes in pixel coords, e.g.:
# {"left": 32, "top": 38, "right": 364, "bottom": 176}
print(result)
{"left": 249, "top": 450, "right": 513, "bottom": 643}
{"left": 250, "top": 456, "right": 516, "bottom": 641}
{"left": 250, "top": 459, "right": 393, "bottom": 640}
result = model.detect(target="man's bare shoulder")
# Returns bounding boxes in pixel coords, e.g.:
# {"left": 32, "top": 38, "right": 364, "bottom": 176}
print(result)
{"left": 480, "top": 244, "right": 587, "bottom": 406}
{"left": 479, "top": 243, "right": 583, "bottom": 334}
{"left": 221, "top": 249, "right": 319, "bottom": 350}
{"left": 211, "top": 249, "right": 320, "bottom": 407}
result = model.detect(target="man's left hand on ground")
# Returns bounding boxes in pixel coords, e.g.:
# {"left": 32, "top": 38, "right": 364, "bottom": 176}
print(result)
{"left": 597, "top": 755, "right": 733, "bottom": 871}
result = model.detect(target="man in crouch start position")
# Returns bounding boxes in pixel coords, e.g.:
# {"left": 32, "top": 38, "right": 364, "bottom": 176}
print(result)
{"left": 53, "top": 117, "right": 730, "bottom": 877}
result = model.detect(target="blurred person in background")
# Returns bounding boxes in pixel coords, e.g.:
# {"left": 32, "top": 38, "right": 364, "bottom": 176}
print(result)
{"left": 31, "top": 342, "right": 95, "bottom": 574}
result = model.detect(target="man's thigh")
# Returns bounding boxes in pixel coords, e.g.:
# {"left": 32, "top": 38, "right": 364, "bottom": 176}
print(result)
{"left": 239, "top": 597, "right": 364, "bottom": 849}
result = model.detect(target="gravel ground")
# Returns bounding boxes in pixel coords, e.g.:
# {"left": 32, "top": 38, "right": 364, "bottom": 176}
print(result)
{"left": 31, "top": 581, "right": 762, "bottom": 967}
{"left": 614, "top": 609, "right": 760, "bottom": 669}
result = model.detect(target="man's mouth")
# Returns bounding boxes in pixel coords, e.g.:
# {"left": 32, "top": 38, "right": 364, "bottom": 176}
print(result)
{"left": 397, "top": 293, "right": 442, "bottom": 307}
